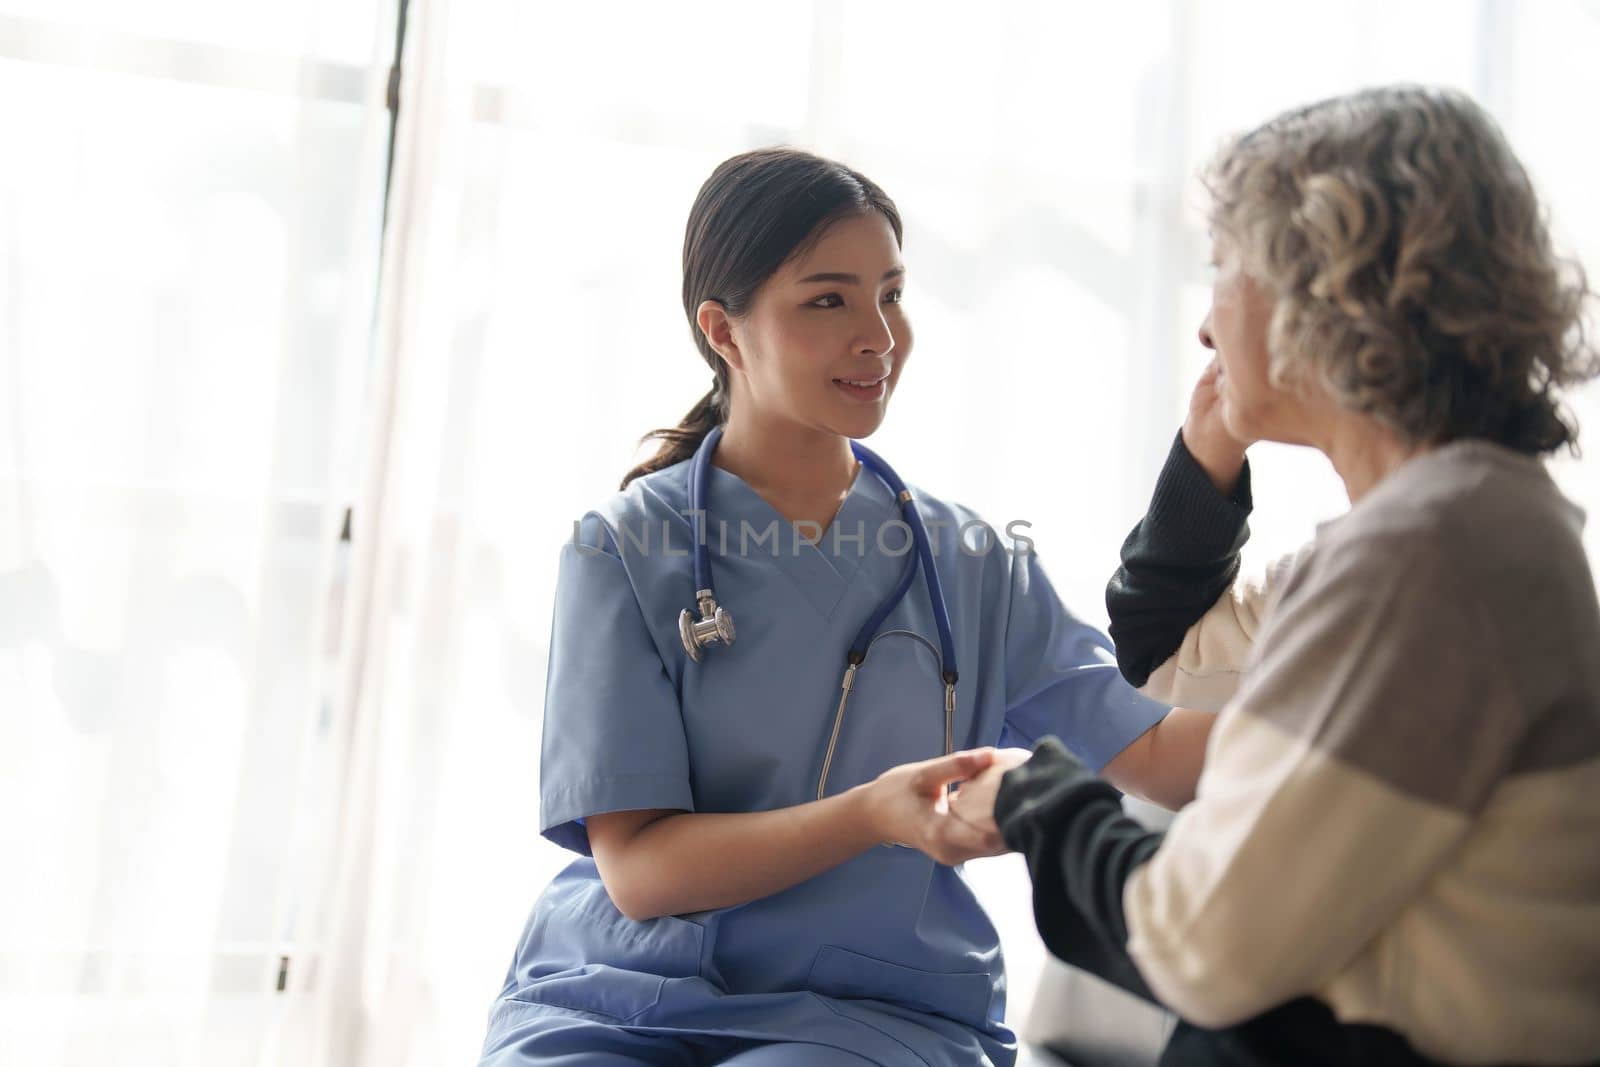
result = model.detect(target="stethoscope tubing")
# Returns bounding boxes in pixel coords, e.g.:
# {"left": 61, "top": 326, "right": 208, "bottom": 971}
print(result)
{"left": 682, "top": 425, "right": 961, "bottom": 803}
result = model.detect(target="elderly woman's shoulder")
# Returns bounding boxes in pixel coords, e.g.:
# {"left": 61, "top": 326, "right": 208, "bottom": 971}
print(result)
{"left": 1307, "top": 438, "right": 1591, "bottom": 601}
{"left": 1372, "top": 439, "right": 1577, "bottom": 533}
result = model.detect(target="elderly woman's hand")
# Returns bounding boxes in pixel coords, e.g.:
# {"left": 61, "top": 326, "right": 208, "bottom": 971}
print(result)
{"left": 865, "top": 749, "right": 1009, "bottom": 865}
{"left": 1182, "top": 357, "right": 1252, "bottom": 495}
{"left": 947, "top": 747, "right": 1034, "bottom": 840}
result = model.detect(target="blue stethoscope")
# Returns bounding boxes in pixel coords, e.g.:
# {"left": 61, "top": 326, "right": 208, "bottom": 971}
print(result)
{"left": 679, "top": 425, "right": 960, "bottom": 799}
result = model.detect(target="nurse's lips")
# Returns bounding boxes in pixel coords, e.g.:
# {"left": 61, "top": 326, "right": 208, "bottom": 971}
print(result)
{"left": 833, "top": 371, "right": 889, "bottom": 401}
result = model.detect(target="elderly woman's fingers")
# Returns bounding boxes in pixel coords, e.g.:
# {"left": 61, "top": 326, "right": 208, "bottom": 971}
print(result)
{"left": 923, "top": 807, "right": 1008, "bottom": 865}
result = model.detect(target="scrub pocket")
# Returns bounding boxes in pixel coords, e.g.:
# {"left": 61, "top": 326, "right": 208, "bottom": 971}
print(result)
{"left": 504, "top": 963, "right": 668, "bottom": 1022}
{"left": 807, "top": 944, "right": 995, "bottom": 1030}
{"left": 507, "top": 875, "right": 705, "bottom": 1021}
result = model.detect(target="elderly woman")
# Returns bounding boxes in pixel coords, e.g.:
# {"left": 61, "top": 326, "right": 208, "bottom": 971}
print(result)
{"left": 950, "top": 86, "right": 1600, "bottom": 1066}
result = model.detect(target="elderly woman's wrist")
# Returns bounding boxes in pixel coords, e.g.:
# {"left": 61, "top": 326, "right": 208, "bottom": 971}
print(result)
{"left": 1142, "top": 430, "right": 1254, "bottom": 558}
{"left": 1180, "top": 423, "right": 1248, "bottom": 497}
{"left": 994, "top": 739, "right": 1107, "bottom": 852}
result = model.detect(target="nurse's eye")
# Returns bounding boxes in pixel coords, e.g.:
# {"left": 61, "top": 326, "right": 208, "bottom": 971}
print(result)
{"left": 883, "top": 288, "right": 904, "bottom": 305}
{"left": 807, "top": 293, "right": 845, "bottom": 309}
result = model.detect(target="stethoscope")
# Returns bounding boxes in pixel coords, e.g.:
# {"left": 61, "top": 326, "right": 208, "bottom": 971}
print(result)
{"left": 679, "top": 425, "right": 959, "bottom": 800}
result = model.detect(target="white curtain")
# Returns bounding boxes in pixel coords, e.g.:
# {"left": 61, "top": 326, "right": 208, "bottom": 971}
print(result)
{"left": 5, "top": 2, "right": 1598, "bottom": 1065}
{"left": 0, "top": 2, "right": 395, "bottom": 1063}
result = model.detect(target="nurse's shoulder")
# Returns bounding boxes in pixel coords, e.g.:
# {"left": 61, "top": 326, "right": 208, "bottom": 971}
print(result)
{"left": 570, "top": 459, "right": 697, "bottom": 565}
{"left": 558, "top": 459, "right": 698, "bottom": 673}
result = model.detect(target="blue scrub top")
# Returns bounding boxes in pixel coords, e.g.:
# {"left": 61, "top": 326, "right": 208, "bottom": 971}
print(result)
{"left": 484, "top": 456, "right": 1170, "bottom": 1066}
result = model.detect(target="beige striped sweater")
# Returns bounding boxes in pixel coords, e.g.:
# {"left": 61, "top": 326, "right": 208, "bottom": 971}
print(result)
{"left": 1126, "top": 442, "right": 1600, "bottom": 1064}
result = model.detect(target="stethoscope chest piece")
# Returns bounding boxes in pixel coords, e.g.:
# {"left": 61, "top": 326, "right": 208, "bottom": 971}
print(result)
{"left": 680, "top": 590, "right": 735, "bottom": 662}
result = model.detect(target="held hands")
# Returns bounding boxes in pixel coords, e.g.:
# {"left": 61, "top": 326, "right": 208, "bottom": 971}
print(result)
{"left": 863, "top": 747, "right": 1033, "bottom": 866}
{"left": 947, "top": 747, "right": 1032, "bottom": 838}
{"left": 1182, "top": 357, "right": 1252, "bottom": 495}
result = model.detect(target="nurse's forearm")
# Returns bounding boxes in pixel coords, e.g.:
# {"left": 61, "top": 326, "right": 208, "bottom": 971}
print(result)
{"left": 590, "top": 787, "right": 885, "bottom": 921}
{"left": 1101, "top": 706, "right": 1215, "bottom": 810}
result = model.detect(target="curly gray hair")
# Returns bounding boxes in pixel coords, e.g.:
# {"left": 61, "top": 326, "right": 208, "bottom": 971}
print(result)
{"left": 1205, "top": 85, "right": 1597, "bottom": 455}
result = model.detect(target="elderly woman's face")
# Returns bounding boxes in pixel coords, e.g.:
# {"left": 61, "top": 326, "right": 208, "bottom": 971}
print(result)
{"left": 1199, "top": 238, "right": 1310, "bottom": 445}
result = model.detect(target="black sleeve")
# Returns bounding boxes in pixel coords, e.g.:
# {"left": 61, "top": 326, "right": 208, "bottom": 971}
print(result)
{"left": 1106, "top": 429, "right": 1254, "bottom": 688}
{"left": 993, "top": 737, "right": 1165, "bottom": 1004}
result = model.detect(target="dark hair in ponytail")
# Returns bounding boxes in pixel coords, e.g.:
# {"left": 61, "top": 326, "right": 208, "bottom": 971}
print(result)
{"left": 620, "top": 147, "right": 903, "bottom": 489}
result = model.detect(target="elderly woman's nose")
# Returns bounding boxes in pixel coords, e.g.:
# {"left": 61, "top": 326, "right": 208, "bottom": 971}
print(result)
{"left": 1199, "top": 312, "right": 1216, "bottom": 350}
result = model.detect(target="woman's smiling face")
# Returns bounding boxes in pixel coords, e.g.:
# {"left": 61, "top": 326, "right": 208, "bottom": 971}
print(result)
{"left": 725, "top": 211, "right": 912, "bottom": 442}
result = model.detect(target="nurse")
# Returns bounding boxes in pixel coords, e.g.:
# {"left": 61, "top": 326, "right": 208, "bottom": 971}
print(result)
{"left": 479, "top": 147, "right": 1214, "bottom": 1066}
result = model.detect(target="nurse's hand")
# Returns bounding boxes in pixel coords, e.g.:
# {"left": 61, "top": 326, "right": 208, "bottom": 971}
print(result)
{"left": 865, "top": 749, "right": 1008, "bottom": 865}
{"left": 1183, "top": 357, "right": 1252, "bottom": 496}
{"left": 947, "top": 747, "right": 1033, "bottom": 838}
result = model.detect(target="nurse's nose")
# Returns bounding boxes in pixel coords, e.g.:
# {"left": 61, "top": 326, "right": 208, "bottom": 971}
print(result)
{"left": 855, "top": 307, "right": 895, "bottom": 358}
{"left": 1198, "top": 311, "right": 1216, "bottom": 351}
